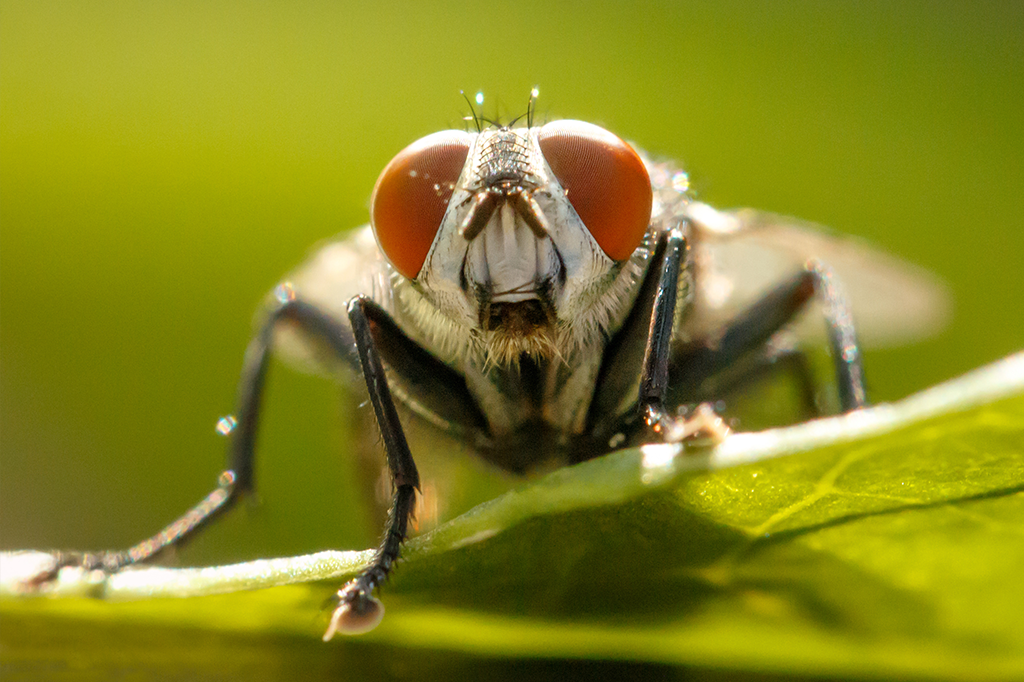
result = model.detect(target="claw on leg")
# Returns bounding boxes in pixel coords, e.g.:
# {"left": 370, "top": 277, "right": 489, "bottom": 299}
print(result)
{"left": 323, "top": 580, "right": 385, "bottom": 640}
{"left": 645, "top": 402, "right": 731, "bottom": 446}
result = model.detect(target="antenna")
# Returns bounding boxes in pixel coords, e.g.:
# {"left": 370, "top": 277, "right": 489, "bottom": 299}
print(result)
{"left": 460, "top": 90, "right": 482, "bottom": 133}
{"left": 527, "top": 87, "right": 539, "bottom": 128}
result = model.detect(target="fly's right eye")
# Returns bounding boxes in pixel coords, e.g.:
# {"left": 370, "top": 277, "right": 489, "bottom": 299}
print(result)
{"left": 371, "top": 130, "right": 473, "bottom": 279}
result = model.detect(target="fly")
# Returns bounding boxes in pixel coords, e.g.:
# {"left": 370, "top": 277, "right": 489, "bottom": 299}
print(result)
{"left": 29, "top": 92, "right": 946, "bottom": 639}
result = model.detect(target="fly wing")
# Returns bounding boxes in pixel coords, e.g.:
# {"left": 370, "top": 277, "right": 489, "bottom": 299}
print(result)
{"left": 682, "top": 202, "right": 950, "bottom": 347}
{"left": 281, "top": 225, "right": 394, "bottom": 321}
{"left": 264, "top": 224, "right": 394, "bottom": 375}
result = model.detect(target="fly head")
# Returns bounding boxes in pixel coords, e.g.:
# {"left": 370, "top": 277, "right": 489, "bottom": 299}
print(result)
{"left": 370, "top": 119, "right": 655, "bottom": 367}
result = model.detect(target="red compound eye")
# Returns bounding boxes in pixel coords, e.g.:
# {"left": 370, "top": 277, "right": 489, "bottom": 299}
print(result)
{"left": 538, "top": 120, "right": 652, "bottom": 261}
{"left": 371, "top": 130, "right": 473, "bottom": 279}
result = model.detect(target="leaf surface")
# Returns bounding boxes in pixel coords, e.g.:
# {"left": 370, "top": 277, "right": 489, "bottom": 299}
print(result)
{"left": 4, "top": 353, "right": 1023, "bottom": 681}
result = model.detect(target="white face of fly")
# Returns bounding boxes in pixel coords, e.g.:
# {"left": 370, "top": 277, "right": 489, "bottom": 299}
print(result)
{"left": 370, "top": 120, "right": 654, "bottom": 366}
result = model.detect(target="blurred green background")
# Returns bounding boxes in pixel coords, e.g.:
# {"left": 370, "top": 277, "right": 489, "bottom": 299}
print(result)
{"left": 1, "top": 0, "right": 1022, "bottom": 674}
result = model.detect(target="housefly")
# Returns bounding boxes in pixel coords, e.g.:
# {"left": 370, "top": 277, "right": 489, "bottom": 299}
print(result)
{"left": 31, "top": 94, "right": 946, "bottom": 639}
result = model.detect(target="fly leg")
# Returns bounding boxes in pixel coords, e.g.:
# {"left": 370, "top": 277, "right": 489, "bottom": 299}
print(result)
{"left": 671, "top": 260, "right": 867, "bottom": 413}
{"left": 28, "top": 289, "right": 475, "bottom": 637}
{"left": 581, "top": 222, "right": 727, "bottom": 456}
{"left": 45, "top": 293, "right": 437, "bottom": 637}
{"left": 635, "top": 224, "right": 729, "bottom": 442}
{"left": 642, "top": 242, "right": 865, "bottom": 444}
{"left": 321, "top": 293, "right": 490, "bottom": 636}
{"left": 322, "top": 295, "right": 421, "bottom": 639}
{"left": 28, "top": 296, "right": 358, "bottom": 583}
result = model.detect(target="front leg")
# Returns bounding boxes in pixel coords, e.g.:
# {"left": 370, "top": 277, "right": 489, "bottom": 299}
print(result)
{"left": 323, "top": 295, "right": 421, "bottom": 639}
{"left": 637, "top": 223, "right": 690, "bottom": 434}
{"left": 582, "top": 221, "right": 727, "bottom": 455}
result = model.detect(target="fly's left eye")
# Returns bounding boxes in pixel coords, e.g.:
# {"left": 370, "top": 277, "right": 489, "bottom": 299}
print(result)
{"left": 538, "top": 120, "right": 652, "bottom": 261}
{"left": 371, "top": 130, "right": 473, "bottom": 279}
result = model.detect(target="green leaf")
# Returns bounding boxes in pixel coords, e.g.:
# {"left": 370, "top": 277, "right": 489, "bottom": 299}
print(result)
{"left": 3, "top": 353, "right": 1023, "bottom": 681}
